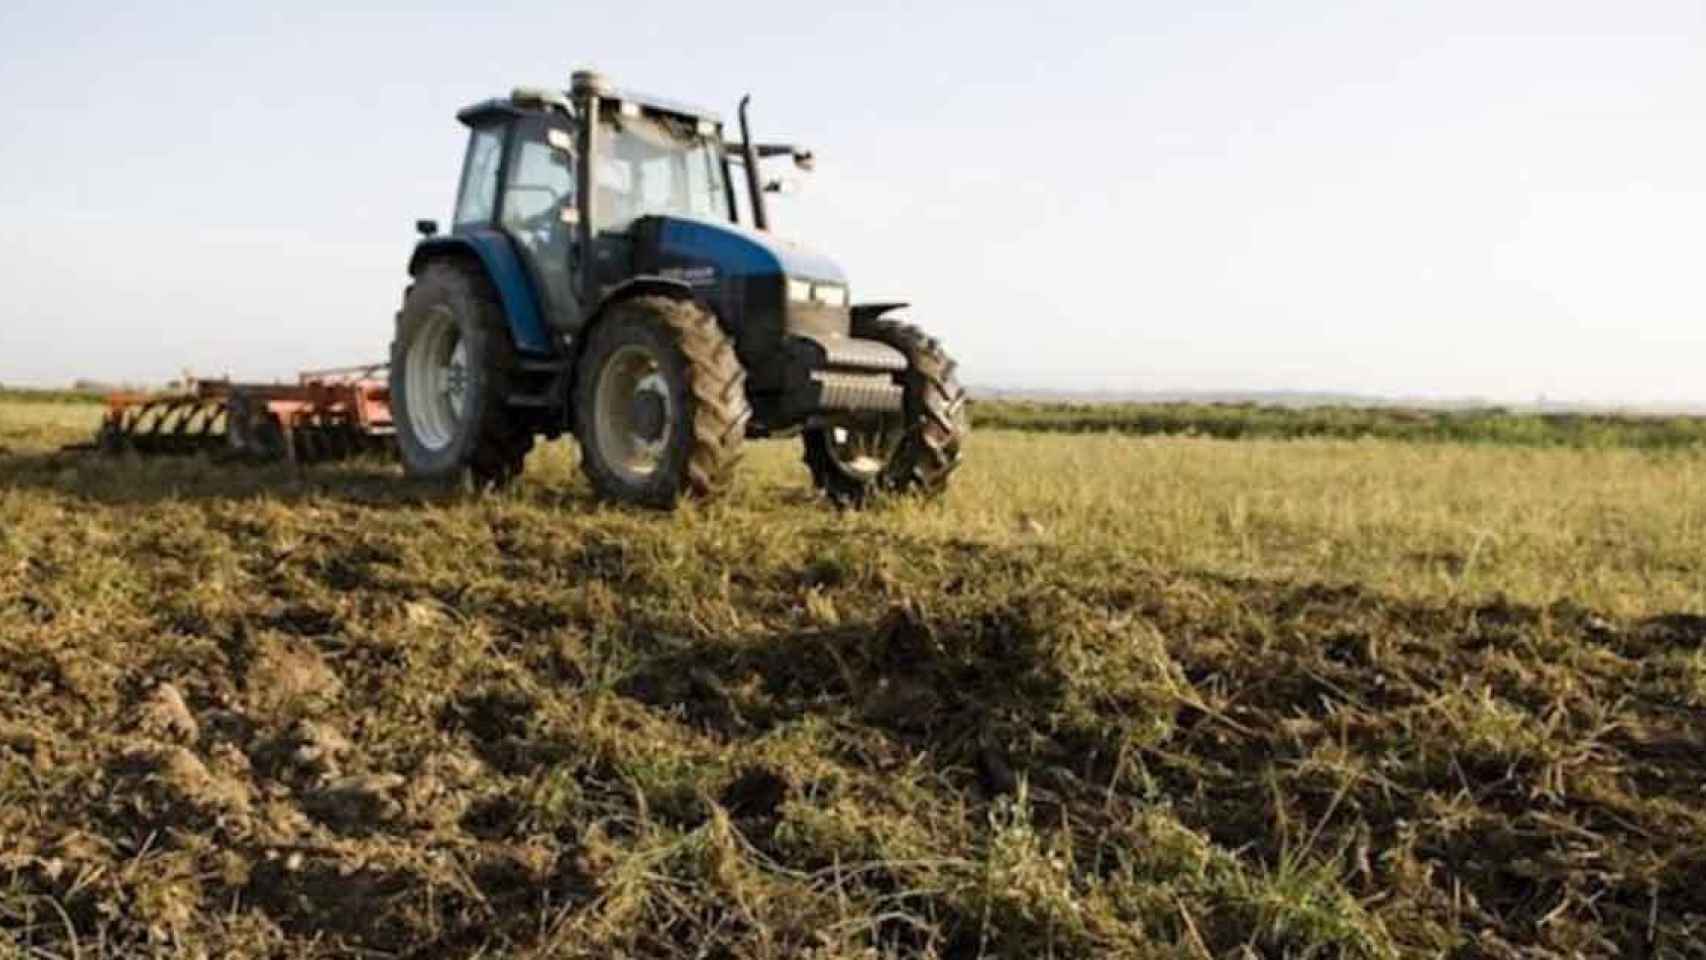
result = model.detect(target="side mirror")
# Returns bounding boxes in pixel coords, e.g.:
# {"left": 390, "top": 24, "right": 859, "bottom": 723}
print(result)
{"left": 415, "top": 219, "right": 439, "bottom": 238}
{"left": 793, "top": 150, "right": 816, "bottom": 172}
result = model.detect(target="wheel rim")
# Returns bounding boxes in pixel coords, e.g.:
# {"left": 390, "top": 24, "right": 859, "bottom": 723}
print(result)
{"left": 825, "top": 422, "right": 897, "bottom": 481}
{"left": 404, "top": 305, "right": 468, "bottom": 452}
{"left": 594, "top": 344, "right": 674, "bottom": 484}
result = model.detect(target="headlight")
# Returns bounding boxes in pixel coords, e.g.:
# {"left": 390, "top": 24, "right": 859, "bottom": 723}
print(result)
{"left": 789, "top": 278, "right": 849, "bottom": 307}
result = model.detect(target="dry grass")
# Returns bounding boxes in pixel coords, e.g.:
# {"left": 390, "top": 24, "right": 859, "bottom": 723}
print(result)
{"left": 3, "top": 399, "right": 1705, "bottom": 958}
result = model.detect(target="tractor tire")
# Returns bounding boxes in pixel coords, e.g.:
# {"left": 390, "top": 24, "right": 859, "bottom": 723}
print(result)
{"left": 390, "top": 260, "right": 530, "bottom": 491}
{"left": 573, "top": 296, "right": 749, "bottom": 508}
{"left": 804, "top": 316, "right": 967, "bottom": 505}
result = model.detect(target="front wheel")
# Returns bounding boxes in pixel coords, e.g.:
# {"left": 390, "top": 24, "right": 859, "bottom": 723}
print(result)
{"left": 573, "top": 296, "right": 750, "bottom": 508}
{"left": 804, "top": 318, "right": 968, "bottom": 506}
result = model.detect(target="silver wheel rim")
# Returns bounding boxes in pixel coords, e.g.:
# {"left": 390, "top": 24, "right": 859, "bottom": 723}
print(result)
{"left": 826, "top": 423, "right": 894, "bottom": 481}
{"left": 404, "top": 305, "right": 469, "bottom": 452}
{"left": 594, "top": 344, "right": 673, "bottom": 483}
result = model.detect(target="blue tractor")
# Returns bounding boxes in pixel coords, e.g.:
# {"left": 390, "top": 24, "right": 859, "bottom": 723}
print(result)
{"left": 391, "top": 70, "right": 967, "bottom": 507}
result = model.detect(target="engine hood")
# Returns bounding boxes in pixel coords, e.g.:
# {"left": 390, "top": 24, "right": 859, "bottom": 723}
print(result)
{"left": 650, "top": 216, "right": 847, "bottom": 284}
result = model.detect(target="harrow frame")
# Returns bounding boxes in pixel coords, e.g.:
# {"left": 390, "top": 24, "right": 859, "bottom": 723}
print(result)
{"left": 86, "top": 365, "right": 394, "bottom": 464}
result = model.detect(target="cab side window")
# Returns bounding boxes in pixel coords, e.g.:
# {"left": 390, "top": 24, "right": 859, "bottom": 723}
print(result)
{"left": 502, "top": 125, "right": 575, "bottom": 230}
{"left": 453, "top": 125, "right": 505, "bottom": 228}
{"left": 500, "top": 117, "right": 581, "bottom": 328}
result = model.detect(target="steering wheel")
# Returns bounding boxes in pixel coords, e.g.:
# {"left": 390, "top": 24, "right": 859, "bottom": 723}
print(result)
{"left": 505, "top": 185, "right": 567, "bottom": 233}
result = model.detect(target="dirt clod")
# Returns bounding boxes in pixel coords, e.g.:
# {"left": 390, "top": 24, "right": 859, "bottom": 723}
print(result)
{"left": 118, "top": 743, "right": 252, "bottom": 824}
{"left": 286, "top": 719, "right": 351, "bottom": 775}
{"left": 0, "top": 721, "right": 42, "bottom": 761}
{"left": 136, "top": 682, "right": 199, "bottom": 743}
{"left": 304, "top": 773, "right": 406, "bottom": 832}
{"left": 247, "top": 639, "right": 342, "bottom": 717}
{"left": 860, "top": 676, "right": 940, "bottom": 729}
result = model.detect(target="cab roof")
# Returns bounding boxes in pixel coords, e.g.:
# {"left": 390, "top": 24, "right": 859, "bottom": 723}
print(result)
{"left": 456, "top": 87, "right": 722, "bottom": 129}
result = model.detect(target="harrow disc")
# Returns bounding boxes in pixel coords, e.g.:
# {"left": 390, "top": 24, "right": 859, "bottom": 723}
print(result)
{"left": 81, "top": 368, "right": 394, "bottom": 466}
{"left": 101, "top": 396, "right": 230, "bottom": 456}
{"left": 226, "top": 394, "right": 288, "bottom": 461}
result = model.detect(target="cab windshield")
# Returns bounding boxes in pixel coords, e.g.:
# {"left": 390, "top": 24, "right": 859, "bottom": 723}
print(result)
{"left": 595, "top": 113, "right": 729, "bottom": 230}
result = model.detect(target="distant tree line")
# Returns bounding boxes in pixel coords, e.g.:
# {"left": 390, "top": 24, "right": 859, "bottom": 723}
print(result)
{"left": 0, "top": 383, "right": 112, "bottom": 404}
{"left": 971, "top": 399, "right": 1706, "bottom": 450}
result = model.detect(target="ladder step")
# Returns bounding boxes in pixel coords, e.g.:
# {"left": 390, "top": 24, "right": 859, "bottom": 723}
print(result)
{"left": 507, "top": 393, "right": 554, "bottom": 408}
{"left": 518, "top": 359, "right": 569, "bottom": 374}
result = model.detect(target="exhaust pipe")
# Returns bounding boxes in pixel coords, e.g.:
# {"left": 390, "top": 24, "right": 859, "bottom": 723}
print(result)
{"left": 739, "top": 95, "right": 769, "bottom": 231}
{"left": 572, "top": 70, "right": 607, "bottom": 301}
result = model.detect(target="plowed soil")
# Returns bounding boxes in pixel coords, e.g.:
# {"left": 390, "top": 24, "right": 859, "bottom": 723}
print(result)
{"left": 4, "top": 401, "right": 1705, "bottom": 958}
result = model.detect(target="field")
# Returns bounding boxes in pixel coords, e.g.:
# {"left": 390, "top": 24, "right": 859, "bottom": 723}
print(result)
{"left": 4, "top": 397, "right": 1706, "bottom": 958}
{"left": 975, "top": 399, "right": 1706, "bottom": 451}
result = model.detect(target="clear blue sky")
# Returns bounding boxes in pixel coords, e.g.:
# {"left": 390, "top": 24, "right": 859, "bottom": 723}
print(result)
{"left": 2, "top": 1, "right": 1702, "bottom": 405}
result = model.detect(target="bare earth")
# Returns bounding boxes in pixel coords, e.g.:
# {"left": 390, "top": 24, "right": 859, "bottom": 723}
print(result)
{"left": 3, "top": 401, "right": 1705, "bottom": 957}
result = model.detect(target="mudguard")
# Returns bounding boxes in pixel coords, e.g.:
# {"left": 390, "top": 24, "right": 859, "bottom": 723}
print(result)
{"left": 851, "top": 302, "right": 909, "bottom": 326}
{"left": 408, "top": 231, "right": 553, "bottom": 355}
{"left": 573, "top": 276, "right": 701, "bottom": 359}
{"left": 595, "top": 276, "right": 698, "bottom": 316}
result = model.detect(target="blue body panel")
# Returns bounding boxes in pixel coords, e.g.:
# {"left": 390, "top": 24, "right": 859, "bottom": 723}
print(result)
{"left": 409, "top": 230, "right": 554, "bottom": 355}
{"left": 410, "top": 218, "right": 845, "bottom": 362}
{"left": 656, "top": 218, "right": 846, "bottom": 284}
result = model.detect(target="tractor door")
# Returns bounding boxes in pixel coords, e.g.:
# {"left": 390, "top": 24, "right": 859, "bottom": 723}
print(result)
{"left": 500, "top": 115, "right": 582, "bottom": 332}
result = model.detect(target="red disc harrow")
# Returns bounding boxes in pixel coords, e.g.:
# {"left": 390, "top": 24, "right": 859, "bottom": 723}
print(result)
{"left": 89, "top": 365, "right": 394, "bottom": 464}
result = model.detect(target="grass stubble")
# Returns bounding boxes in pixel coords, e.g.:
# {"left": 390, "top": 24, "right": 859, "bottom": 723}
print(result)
{"left": 2, "top": 399, "right": 1705, "bottom": 957}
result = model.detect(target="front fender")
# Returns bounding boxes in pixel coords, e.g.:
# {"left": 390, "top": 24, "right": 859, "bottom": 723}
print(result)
{"left": 594, "top": 276, "right": 699, "bottom": 319}
{"left": 851, "top": 302, "right": 909, "bottom": 327}
{"left": 408, "top": 231, "right": 552, "bottom": 355}
{"left": 565, "top": 276, "right": 708, "bottom": 381}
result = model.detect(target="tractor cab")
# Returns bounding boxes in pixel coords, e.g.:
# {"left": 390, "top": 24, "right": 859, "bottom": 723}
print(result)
{"left": 393, "top": 69, "right": 967, "bottom": 508}
{"left": 438, "top": 81, "right": 739, "bottom": 340}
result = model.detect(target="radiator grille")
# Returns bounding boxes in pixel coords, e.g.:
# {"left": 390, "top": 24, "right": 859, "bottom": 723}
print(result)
{"left": 819, "top": 337, "right": 908, "bottom": 373}
{"left": 811, "top": 371, "right": 903, "bottom": 412}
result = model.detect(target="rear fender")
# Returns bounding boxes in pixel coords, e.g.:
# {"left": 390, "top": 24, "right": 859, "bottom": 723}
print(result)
{"left": 408, "top": 232, "right": 553, "bottom": 354}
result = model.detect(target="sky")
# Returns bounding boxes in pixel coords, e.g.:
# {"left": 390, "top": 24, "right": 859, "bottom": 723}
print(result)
{"left": 1, "top": 0, "right": 1702, "bottom": 406}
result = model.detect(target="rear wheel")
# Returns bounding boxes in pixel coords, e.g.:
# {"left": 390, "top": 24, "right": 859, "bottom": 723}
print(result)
{"left": 804, "top": 316, "right": 968, "bottom": 505}
{"left": 390, "top": 261, "right": 530, "bottom": 490}
{"left": 573, "top": 296, "right": 749, "bottom": 508}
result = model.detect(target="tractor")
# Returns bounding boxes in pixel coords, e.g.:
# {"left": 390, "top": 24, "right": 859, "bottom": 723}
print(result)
{"left": 392, "top": 69, "right": 968, "bottom": 507}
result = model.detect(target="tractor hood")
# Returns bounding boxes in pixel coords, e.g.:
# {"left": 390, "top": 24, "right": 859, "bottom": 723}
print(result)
{"left": 634, "top": 215, "right": 851, "bottom": 394}
{"left": 650, "top": 216, "right": 846, "bottom": 285}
